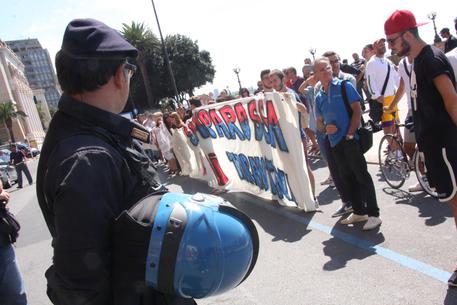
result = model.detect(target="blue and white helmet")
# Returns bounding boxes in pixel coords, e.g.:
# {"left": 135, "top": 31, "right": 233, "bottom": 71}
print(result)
{"left": 125, "top": 192, "right": 259, "bottom": 299}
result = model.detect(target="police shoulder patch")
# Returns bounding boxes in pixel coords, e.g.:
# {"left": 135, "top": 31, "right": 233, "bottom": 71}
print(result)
{"left": 131, "top": 127, "right": 150, "bottom": 143}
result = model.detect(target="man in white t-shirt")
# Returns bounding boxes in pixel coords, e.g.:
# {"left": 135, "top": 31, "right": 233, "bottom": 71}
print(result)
{"left": 365, "top": 39, "right": 400, "bottom": 136}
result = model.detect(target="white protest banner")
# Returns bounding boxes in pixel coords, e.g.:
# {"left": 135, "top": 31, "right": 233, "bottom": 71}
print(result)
{"left": 182, "top": 92, "right": 316, "bottom": 211}
{"left": 171, "top": 128, "right": 217, "bottom": 185}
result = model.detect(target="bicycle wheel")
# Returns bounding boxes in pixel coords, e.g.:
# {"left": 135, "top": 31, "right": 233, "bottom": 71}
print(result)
{"left": 413, "top": 149, "right": 439, "bottom": 198}
{"left": 378, "top": 134, "right": 408, "bottom": 189}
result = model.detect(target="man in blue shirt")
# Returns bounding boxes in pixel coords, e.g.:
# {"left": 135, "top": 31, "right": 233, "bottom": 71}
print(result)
{"left": 315, "top": 57, "right": 381, "bottom": 231}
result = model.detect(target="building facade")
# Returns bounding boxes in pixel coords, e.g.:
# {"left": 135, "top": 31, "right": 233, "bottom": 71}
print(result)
{"left": 0, "top": 40, "right": 45, "bottom": 146}
{"left": 6, "top": 38, "right": 61, "bottom": 109}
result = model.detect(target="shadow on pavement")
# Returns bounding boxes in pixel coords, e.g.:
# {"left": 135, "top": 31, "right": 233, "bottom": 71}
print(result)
{"left": 226, "top": 192, "right": 314, "bottom": 243}
{"left": 167, "top": 173, "right": 314, "bottom": 243}
{"left": 322, "top": 224, "right": 385, "bottom": 271}
{"left": 444, "top": 288, "right": 457, "bottom": 305}
{"left": 383, "top": 187, "right": 453, "bottom": 226}
{"left": 316, "top": 186, "right": 340, "bottom": 205}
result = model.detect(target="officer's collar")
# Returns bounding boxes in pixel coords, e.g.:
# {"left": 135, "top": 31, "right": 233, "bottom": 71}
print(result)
{"left": 58, "top": 94, "right": 150, "bottom": 143}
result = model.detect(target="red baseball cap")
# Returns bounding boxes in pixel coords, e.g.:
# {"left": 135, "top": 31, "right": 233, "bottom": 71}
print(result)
{"left": 384, "top": 10, "right": 428, "bottom": 35}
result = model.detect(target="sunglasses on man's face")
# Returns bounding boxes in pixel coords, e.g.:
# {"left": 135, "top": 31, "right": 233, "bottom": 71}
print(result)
{"left": 386, "top": 32, "right": 405, "bottom": 45}
{"left": 124, "top": 62, "right": 137, "bottom": 77}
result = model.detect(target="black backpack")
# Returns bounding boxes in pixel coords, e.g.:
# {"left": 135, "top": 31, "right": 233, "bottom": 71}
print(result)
{"left": 0, "top": 200, "right": 20, "bottom": 243}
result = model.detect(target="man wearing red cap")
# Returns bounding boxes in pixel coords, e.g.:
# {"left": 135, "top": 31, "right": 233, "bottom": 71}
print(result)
{"left": 385, "top": 9, "right": 457, "bottom": 287}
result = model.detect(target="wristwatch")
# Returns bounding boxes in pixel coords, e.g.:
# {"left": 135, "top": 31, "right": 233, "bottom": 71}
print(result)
{"left": 346, "top": 134, "right": 354, "bottom": 140}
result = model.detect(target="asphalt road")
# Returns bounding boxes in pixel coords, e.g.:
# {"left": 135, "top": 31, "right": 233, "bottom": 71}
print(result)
{"left": 7, "top": 153, "right": 457, "bottom": 305}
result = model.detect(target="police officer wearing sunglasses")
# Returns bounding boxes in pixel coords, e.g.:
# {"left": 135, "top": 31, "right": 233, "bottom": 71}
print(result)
{"left": 36, "top": 17, "right": 260, "bottom": 305}
{"left": 36, "top": 19, "right": 194, "bottom": 305}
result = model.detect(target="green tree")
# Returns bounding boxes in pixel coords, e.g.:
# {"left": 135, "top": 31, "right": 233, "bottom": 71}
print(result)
{"left": 49, "top": 106, "right": 57, "bottom": 117}
{"left": 151, "top": 34, "right": 215, "bottom": 101}
{"left": 0, "top": 101, "right": 27, "bottom": 143}
{"left": 36, "top": 103, "right": 47, "bottom": 130}
{"left": 167, "top": 35, "right": 215, "bottom": 98}
{"left": 121, "top": 22, "right": 215, "bottom": 110}
{"left": 121, "top": 22, "right": 160, "bottom": 109}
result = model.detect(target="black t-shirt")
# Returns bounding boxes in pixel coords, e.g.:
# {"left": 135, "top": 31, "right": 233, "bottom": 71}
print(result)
{"left": 444, "top": 35, "right": 457, "bottom": 53}
{"left": 413, "top": 45, "right": 457, "bottom": 148}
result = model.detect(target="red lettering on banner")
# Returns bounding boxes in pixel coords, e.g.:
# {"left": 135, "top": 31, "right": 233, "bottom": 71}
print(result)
{"left": 248, "top": 100, "right": 261, "bottom": 123}
{"left": 219, "top": 105, "right": 237, "bottom": 125}
{"left": 209, "top": 109, "right": 223, "bottom": 125}
{"left": 198, "top": 110, "right": 212, "bottom": 127}
{"left": 265, "top": 100, "right": 279, "bottom": 126}
{"left": 207, "top": 153, "right": 229, "bottom": 186}
{"left": 187, "top": 119, "right": 197, "bottom": 133}
{"left": 234, "top": 102, "right": 248, "bottom": 123}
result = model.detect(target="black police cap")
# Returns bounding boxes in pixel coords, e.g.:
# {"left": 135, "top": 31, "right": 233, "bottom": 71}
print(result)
{"left": 61, "top": 18, "right": 138, "bottom": 59}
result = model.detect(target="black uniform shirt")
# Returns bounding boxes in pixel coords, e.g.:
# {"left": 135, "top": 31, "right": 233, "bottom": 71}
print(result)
{"left": 36, "top": 94, "right": 162, "bottom": 305}
{"left": 413, "top": 45, "right": 457, "bottom": 148}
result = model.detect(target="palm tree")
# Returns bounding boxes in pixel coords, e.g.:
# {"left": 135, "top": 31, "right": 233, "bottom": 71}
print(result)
{"left": 0, "top": 101, "right": 27, "bottom": 143}
{"left": 121, "top": 22, "right": 159, "bottom": 108}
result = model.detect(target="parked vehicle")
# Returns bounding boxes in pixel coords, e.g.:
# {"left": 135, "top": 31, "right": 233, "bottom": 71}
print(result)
{"left": 0, "top": 154, "right": 17, "bottom": 188}
{"left": 0, "top": 142, "right": 40, "bottom": 158}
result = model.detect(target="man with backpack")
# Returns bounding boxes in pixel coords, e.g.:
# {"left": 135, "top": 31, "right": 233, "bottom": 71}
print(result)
{"left": 314, "top": 57, "right": 381, "bottom": 231}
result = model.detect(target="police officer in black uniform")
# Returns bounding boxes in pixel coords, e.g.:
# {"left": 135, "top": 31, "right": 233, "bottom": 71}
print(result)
{"left": 36, "top": 19, "right": 196, "bottom": 305}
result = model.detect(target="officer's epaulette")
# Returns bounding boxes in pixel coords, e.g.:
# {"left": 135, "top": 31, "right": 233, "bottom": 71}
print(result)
{"left": 131, "top": 125, "right": 150, "bottom": 143}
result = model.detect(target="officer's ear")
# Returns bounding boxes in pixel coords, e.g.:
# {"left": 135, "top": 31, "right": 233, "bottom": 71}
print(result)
{"left": 113, "top": 64, "right": 127, "bottom": 89}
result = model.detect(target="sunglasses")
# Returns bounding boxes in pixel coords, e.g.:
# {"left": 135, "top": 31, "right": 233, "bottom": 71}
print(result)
{"left": 386, "top": 32, "right": 405, "bottom": 45}
{"left": 124, "top": 62, "right": 137, "bottom": 77}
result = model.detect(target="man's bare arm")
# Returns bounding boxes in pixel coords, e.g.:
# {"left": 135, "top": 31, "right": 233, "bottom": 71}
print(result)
{"left": 434, "top": 74, "right": 457, "bottom": 126}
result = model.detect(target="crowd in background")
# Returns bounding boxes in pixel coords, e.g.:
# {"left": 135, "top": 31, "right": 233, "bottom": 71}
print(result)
{"left": 133, "top": 17, "right": 457, "bottom": 229}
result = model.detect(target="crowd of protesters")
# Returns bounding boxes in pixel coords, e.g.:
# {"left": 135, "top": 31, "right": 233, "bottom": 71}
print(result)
{"left": 2, "top": 10, "right": 457, "bottom": 305}
{"left": 130, "top": 10, "right": 457, "bottom": 287}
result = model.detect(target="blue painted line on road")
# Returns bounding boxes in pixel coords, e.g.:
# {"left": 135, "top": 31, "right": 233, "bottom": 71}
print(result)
{"left": 256, "top": 202, "right": 451, "bottom": 284}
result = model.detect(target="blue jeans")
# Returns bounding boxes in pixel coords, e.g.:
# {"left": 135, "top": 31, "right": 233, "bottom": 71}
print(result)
{"left": 0, "top": 244, "right": 28, "bottom": 305}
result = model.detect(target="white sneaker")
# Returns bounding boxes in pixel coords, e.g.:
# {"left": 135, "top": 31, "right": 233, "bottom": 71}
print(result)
{"left": 363, "top": 217, "right": 382, "bottom": 230}
{"left": 340, "top": 213, "right": 368, "bottom": 225}
{"left": 408, "top": 182, "right": 423, "bottom": 193}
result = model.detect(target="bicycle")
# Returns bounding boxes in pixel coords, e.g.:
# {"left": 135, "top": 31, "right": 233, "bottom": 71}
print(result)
{"left": 377, "top": 114, "right": 438, "bottom": 198}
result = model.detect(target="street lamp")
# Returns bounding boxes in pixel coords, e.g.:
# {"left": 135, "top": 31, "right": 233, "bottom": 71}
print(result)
{"left": 233, "top": 67, "right": 242, "bottom": 93}
{"left": 427, "top": 11, "right": 442, "bottom": 44}
{"left": 308, "top": 48, "right": 316, "bottom": 62}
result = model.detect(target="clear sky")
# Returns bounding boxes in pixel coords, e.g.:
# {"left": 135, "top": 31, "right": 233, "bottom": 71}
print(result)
{"left": 1, "top": 0, "right": 455, "bottom": 95}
